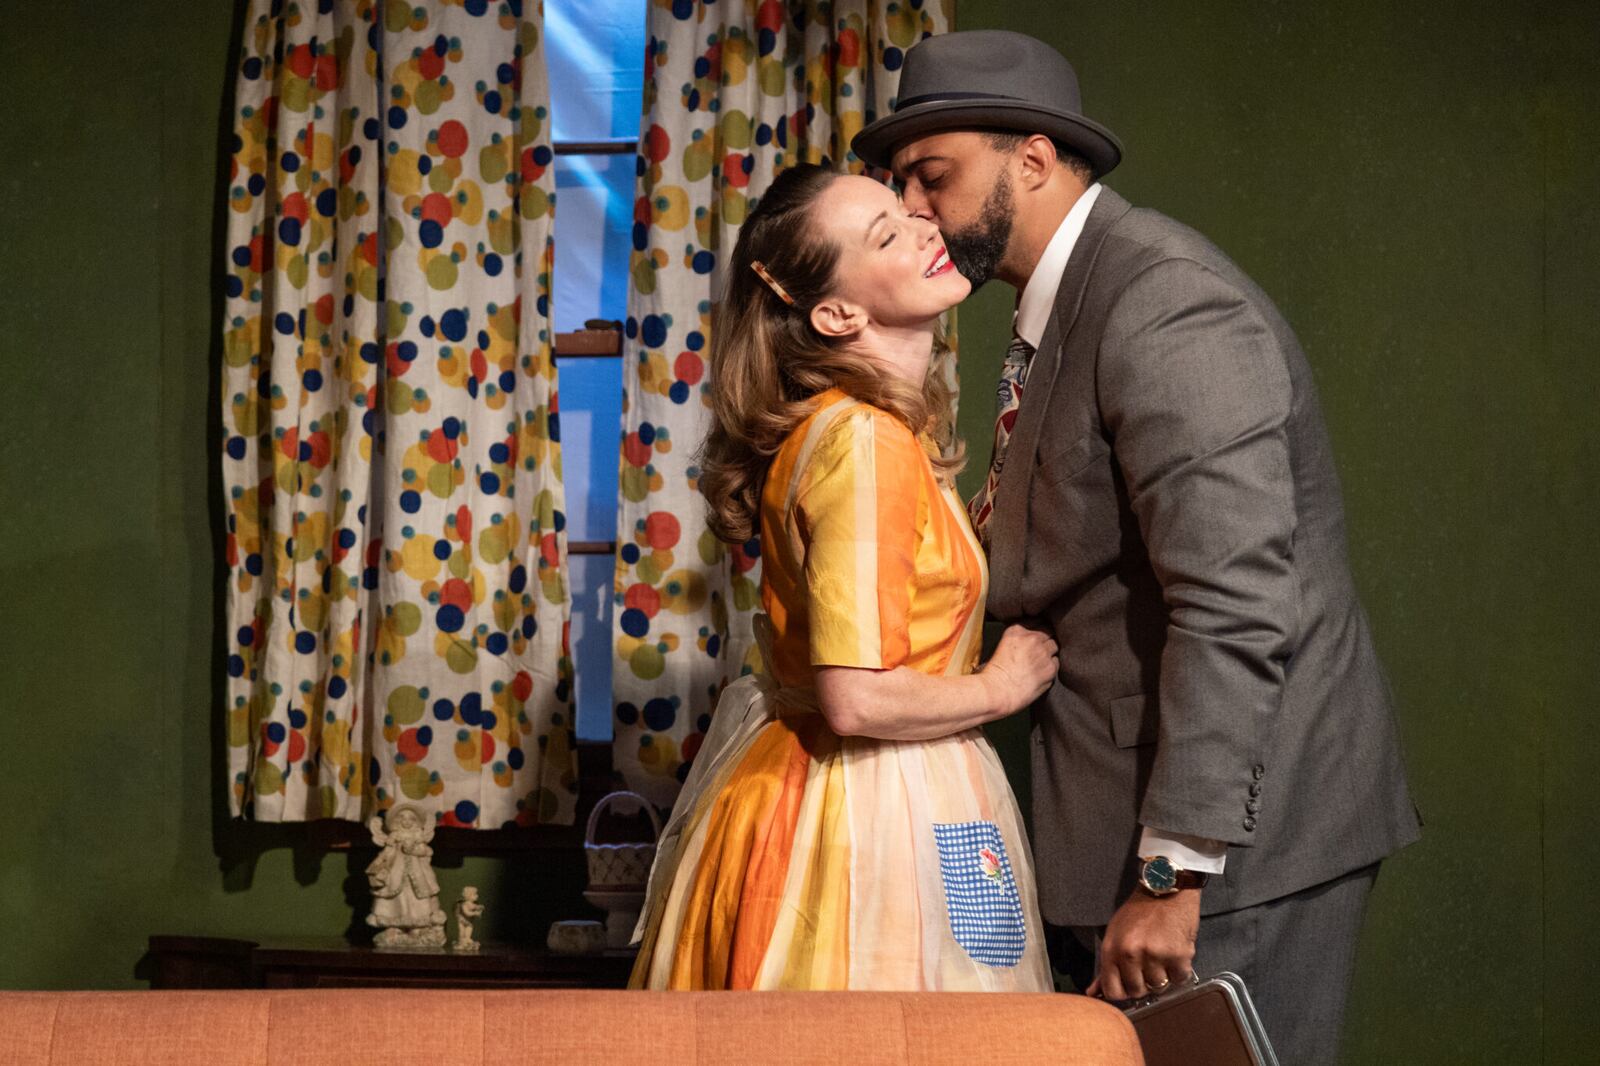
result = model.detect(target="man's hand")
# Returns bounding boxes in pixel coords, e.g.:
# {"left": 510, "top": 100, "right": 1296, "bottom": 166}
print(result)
{"left": 1085, "top": 888, "right": 1201, "bottom": 1001}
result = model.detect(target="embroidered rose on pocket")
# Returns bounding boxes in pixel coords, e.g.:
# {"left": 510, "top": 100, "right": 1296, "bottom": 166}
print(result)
{"left": 978, "top": 847, "right": 1002, "bottom": 881}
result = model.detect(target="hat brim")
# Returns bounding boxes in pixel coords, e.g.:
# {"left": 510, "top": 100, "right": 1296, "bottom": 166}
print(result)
{"left": 852, "top": 99, "right": 1122, "bottom": 176}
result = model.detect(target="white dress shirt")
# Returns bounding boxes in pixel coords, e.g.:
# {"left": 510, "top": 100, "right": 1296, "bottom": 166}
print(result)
{"left": 1014, "top": 183, "right": 1101, "bottom": 349}
{"left": 1012, "top": 181, "right": 1227, "bottom": 876}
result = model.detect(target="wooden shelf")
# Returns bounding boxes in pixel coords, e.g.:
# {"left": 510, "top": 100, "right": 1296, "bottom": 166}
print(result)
{"left": 146, "top": 936, "right": 636, "bottom": 991}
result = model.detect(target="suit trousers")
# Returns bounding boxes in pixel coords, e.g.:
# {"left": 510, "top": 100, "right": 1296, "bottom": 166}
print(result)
{"left": 1051, "top": 863, "right": 1380, "bottom": 1066}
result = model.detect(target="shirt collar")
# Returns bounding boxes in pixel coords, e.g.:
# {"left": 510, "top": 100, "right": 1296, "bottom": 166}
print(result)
{"left": 1013, "top": 182, "right": 1103, "bottom": 349}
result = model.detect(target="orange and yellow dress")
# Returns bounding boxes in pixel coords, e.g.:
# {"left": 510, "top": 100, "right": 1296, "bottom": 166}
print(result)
{"left": 631, "top": 389, "right": 1051, "bottom": 991}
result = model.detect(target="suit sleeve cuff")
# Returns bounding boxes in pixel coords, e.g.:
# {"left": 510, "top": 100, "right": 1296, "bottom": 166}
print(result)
{"left": 1138, "top": 827, "right": 1228, "bottom": 875}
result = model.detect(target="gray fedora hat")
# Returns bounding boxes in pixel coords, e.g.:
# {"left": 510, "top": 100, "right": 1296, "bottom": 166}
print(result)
{"left": 852, "top": 30, "right": 1121, "bottom": 176}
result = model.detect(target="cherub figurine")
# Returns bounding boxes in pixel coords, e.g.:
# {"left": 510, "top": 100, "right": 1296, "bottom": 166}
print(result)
{"left": 365, "top": 805, "right": 447, "bottom": 948}
{"left": 452, "top": 886, "right": 485, "bottom": 952}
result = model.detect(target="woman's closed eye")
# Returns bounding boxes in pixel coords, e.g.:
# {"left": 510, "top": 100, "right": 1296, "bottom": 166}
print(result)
{"left": 879, "top": 204, "right": 922, "bottom": 248}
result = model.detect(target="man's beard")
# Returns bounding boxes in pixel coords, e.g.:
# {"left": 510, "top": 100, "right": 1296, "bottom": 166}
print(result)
{"left": 941, "top": 171, "right": 1014, "bottom": 290}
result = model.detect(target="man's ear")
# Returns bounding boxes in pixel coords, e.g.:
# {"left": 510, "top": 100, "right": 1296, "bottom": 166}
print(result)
{"left": 809, "top": 296, "right": 867, "bottom": 339}
{"left": 1017, "top": 134, "right": 1059, "bottom": 191}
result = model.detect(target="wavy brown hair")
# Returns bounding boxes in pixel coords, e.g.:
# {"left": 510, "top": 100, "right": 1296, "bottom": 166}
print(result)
{"left": 700, "top": 164, "right": 964, "bottom": 545}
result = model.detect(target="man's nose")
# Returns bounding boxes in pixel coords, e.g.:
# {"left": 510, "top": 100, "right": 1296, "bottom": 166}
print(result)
{"left": 901, "top": 188, "right": 935, "bottom": 220}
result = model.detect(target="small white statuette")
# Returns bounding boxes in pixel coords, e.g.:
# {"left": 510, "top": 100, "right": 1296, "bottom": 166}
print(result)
{"left": 452, "top": 886, "right": 485, "bottom": 952}
{"left": 365, "top": 805, "right": 447, "bottom": 949}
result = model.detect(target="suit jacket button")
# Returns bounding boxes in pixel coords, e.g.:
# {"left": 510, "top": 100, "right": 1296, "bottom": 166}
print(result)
{"left": 1246, "top": 799, "right": 1260, "bottom": 814}
{"left": 1249, "top": 782, "right": 1262, "bottom": 797}
{"left": 1252, "top": 765, "right": 1265, "bottom": 781}
{"left": 1243, "top": 816, "right": 1257, "bottom": 832}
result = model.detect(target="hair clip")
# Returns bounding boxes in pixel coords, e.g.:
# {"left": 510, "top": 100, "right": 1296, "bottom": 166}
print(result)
{"left": 750, "top": 260, "right": 797, "bottom": 307}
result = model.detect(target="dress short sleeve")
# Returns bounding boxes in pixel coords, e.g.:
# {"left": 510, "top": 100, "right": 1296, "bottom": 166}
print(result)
{"left": 795, "top": 407, "right": 924, "bottom": 671}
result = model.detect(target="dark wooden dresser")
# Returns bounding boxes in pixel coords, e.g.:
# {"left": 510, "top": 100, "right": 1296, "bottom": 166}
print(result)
{"left": 146, "top": 936, "right": 636, "bottom": 990}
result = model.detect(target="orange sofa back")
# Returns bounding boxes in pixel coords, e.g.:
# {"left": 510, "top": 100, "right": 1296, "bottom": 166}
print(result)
{"left": 0, "top": 988, "right": 1142, "bottom": 1065}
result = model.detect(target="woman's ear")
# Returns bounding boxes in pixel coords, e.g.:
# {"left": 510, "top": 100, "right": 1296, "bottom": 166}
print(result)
{"left": 809, "top": 296, "right": 867, "bottom": 339}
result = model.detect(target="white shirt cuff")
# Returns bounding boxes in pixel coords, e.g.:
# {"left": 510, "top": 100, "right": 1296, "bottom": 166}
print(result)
{"left": 1138, "top": 827, "right": 1228, "bottom": 875}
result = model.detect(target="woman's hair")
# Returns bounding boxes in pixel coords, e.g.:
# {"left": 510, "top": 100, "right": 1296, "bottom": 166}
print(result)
{"left": 700, "top": 164, "right": 965, "bottom": 545}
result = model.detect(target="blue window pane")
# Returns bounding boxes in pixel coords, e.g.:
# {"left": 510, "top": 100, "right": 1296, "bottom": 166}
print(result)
{"left": 548, "top": 0, "right": 645, "bottom": 741}
{"left": 553, "top": 153, "right": 634, "bottom": 330}
{"left": 547, "top": 0, "right": 647, "bottom": 142}
{"left": 560, "top": 348, "right": 623, "bottom": 741}
{"left": 557, "top": 355, "right": 623, "bottom": 545}
{"left": 570, "top": 552, "right": 617, "bottom": 742}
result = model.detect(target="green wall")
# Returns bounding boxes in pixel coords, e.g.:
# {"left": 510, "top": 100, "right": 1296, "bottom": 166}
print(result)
{"left": 1, "top": 1, "right": 1595, "bottom": 1062}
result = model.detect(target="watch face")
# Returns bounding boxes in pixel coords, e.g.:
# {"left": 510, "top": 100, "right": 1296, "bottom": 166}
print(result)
{"left": 1142, "top": 856, "right": 1178, "bottom": 893}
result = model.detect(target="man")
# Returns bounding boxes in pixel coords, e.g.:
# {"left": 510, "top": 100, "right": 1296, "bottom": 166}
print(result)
{"left": 853, "top": 30, "right": 1420, "bottom": 1064}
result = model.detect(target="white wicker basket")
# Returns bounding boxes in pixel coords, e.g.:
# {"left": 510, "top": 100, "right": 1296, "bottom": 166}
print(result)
{"left": 583, "top": 790, "right": 662, "bottom": 891}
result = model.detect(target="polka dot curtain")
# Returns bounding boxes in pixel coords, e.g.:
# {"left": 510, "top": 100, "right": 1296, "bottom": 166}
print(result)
{"left": 612, "top": 0, "right": 956, "bottom": 808}
{"left": 222, "top": 0, "right": 578, "bottom": 827}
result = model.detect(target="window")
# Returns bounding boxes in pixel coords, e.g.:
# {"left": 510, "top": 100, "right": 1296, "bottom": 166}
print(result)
{"left": 547, "top": 0, "right": 646, "bottom": 740}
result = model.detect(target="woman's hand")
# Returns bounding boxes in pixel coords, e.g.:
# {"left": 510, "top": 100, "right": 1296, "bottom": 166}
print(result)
{"left": 812, "top": 625, "right": 1057, "bottom": 740}
{"left": 980, "top": 625, "right": 1060, "bottom": 715}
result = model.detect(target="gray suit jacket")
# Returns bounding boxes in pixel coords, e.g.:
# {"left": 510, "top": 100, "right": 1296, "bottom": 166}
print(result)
{"left": 987, "top": 187, "right": 1420, "bottom": 925}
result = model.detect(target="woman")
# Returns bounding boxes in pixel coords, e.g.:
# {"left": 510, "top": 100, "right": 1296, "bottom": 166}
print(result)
{"left": 631, "top": 164, "right": 1059, "bottom": 991}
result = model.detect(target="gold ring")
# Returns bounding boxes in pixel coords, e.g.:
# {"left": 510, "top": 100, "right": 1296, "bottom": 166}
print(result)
{"left": 1149, "top": 977, "right": 1171, "bottom": 993}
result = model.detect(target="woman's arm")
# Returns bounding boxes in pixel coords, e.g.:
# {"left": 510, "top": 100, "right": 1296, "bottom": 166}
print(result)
{"left": 814, "top": 624, "right": 1058, "bottom": 740}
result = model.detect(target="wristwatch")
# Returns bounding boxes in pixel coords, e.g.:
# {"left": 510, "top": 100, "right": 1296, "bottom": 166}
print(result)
{"left": 1137, "top": 855, "right": 1209, "bottom": 897}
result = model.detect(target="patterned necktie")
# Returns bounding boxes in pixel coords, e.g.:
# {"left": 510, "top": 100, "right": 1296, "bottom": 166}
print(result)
{"left": 968, "top": 333, "right": 1037, "bottom": 545}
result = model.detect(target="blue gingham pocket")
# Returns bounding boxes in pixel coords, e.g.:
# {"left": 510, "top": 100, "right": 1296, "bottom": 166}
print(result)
{"left": 932, "top": 820, "right": 1026, "bottom": 967}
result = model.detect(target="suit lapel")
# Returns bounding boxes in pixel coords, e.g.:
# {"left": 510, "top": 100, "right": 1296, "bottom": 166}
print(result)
{"left": 987, "top": 186, "right": 1132, "bottom": 614}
